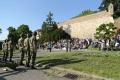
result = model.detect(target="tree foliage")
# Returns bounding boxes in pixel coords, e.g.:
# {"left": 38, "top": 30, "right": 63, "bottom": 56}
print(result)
{"left": 7, "top": 25, "right": 32, "bottom": 45}
{"left": 7, "top": 27, "right": 18, "bottom": 45}
{"left": 99, "top": 0, "right": 120, "bottom": 18}
{"left": 41, "top": 20, "right": 61, "bottom": 43}
{"left": 40, "top": 12, "right": 71, "bottom": 43}
{"left": 16, "top": 24, "right": 30, "bottom": 37}
{"left": 94, "top": 23, "right": 116, "bottom": 40}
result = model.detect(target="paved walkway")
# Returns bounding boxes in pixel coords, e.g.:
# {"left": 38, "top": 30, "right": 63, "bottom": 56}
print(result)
{"left": 0, "top": 67, "right": 70, "bottom": 80}
{"left": 0, "top": 49, "right": 71, "bottom": 80}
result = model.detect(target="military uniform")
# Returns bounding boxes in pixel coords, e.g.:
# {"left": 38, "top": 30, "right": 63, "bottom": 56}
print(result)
{"left": 29, "top": 32, "right": 37, "bottom": 69}
{"left": 8, "top": 40, "right": 13, "bottom": 62}
{"left": 2, "top": 40, "right": 8, "bottom": 62}
{"left": 24, "top": 34, "right": 31, "bottom": 67}
{"left": 2, "top": 40, "right": 6, "bottom": 61}
{"left": 18, "top": 37, "right": 24, "bottom": 65}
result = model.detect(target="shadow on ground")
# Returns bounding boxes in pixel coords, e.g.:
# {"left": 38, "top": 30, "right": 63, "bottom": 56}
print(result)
{"left": 0, "top": 67, "right": 27, "bottom": 80}
{"left": 0, "top": 77, "right": 6, "bottom": 80}
{"left": 37, "top": 58, "right": 87, "bottom": 69}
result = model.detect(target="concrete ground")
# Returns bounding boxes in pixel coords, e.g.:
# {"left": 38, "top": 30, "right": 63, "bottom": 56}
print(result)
{"left": 0, "top": 49, "right": 71, "bottom": 80}
{"left": 0, "top": 67, "right": 70, "bottom": 80}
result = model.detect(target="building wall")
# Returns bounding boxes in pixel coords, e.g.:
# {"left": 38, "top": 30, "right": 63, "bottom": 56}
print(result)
{"left": 58, "top": 11, "right": 114, "bottom": 39}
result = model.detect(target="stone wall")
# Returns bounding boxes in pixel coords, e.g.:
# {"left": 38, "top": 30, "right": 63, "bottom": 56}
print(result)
{"left": 58, "top": 11, "right": 114, "bottom": 39}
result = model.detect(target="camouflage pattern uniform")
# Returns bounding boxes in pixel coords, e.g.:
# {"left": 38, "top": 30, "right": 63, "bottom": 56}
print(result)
{"left": 2, "top": 39, "right": 9, "bottom": 62}
{"left": 2, "top": 40, "right": 6, "bottom": 61}
{"left": 24, "top": 34, "right": 31, "bottom": 67}
{"left": 8, "top": 39, "right": 13, "bottom": 62}
{"left": 18, "top": 35, "right": 24, "bottom": 65}
{"left": 29, "top": 32, "right": 37, "bottom": 69}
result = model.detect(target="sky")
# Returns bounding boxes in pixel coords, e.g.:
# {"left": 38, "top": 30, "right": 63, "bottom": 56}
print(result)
{"left": 0, "top": 0, "right": 102, "bottom": 40}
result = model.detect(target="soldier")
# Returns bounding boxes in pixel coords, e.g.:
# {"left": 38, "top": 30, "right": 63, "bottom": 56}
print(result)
{"left": 24, "top": 34, "right": 31, "bottom": 67}
{"left": 3, "top": 39, "right": 9, "bottom": 62}
{"left": 29, "top": 32, "right": 37, "bottom": 69}
{"left": 2, "top": 40, "right": 6, "bottom": 61}
{"left": 18, "top": 34, "right": 24, "bottom": 65}
{"left": 8, "top": 38, "right": 13, "bottom": 62}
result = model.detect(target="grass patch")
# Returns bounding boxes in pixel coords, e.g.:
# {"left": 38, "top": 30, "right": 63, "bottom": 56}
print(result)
{"left": 37, "top": 51, "right": 120, "bottom": 80}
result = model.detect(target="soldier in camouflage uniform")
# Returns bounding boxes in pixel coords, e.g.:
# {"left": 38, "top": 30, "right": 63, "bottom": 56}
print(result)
{"left": 24, "top": 34, "right": 31, "bottom": 67}
{"left": 2, "top": 40, "right": 7, "bottom": 61}
{"left": 2, "top": 39, "right": 9, "bottom": 62}
{"left": 18, "top": 34, "right": 25, "bottom": 65}
{"left": 8, "top": 39, "right": 13, "bottom": 62}
{"left": 29, "top": 32, "right": 37, "bottom": 69}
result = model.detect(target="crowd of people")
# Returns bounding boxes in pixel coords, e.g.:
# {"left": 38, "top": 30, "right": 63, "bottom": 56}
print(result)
{"left": 41, "top": 38, "right": 93, "bottom": 51}
{"left": 43, "top": 37, "right": 120, "bottom": 51}
{"left": 1, "top": 32, "right": 38, "bottom": 69}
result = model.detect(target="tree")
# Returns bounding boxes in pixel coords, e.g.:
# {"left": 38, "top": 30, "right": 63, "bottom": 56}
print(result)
{"left": 8, "top": 27, "right": 16, "bottom": 33}
{"left": 99, "top": 0, "right": 120, "bottom": 18}
{"left": 7, "top": 27, "right": 18, "bottom": 45}
{"left": 16, "top": 24, "right": 30, "bottom": 37}
{"left": 40, "top": 12, "right": 71, "bottom": 43}
{"left": 58, "top": 27, "right": 71, "bottom": 40}
{"left": 94, "top": 23, "right": 116, "bottom": 48}
{"left": 41, "top": 12, "right": 59, "bottom": 42}
{"left": 7, "top": 25, "right": 32, "bottom": 45}
{"left": 95, "top": 23, "right": 116, "bottom": 40}
{"left": 40, "top": 22, "right": 49, "bottom": 42}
